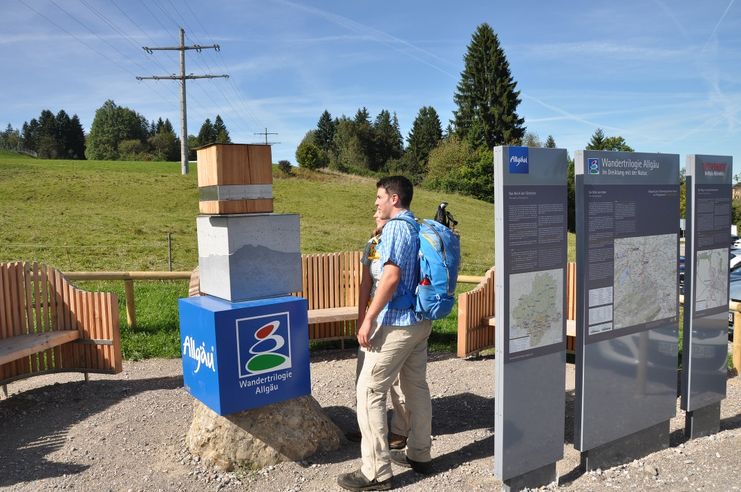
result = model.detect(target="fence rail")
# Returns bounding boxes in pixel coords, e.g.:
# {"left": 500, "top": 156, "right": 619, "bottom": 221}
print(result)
{"left": 62, "top": 269, "right": 739, "bottom": 375}
{"left": 62, "top": 270, "right": 484, "bottom": 330}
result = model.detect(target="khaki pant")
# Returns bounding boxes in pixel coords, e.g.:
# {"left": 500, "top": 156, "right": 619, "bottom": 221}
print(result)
{"left": 356, "top": 320, "right": 432, "bottom": 481}
{"left": 356, "top": 349, "right": 410, "bottom": 437}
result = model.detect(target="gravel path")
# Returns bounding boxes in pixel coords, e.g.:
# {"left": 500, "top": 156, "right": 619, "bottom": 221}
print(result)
{"left": 1, "top": 351, "right": 739, "bottom": 491}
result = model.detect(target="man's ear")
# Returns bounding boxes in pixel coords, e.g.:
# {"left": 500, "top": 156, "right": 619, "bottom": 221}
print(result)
{"left": 390, "top": 193, "right": 400, "bottom": 206}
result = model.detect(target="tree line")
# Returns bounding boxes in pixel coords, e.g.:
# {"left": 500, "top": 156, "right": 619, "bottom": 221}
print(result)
{"left": 296, "top": 23, "right": 529, "bottom": 202}
{"left": 294, "top": 23, "right": 645, "bottom": 213}
{"left": 0, "top": 100, "right": 232, "bottom": 162}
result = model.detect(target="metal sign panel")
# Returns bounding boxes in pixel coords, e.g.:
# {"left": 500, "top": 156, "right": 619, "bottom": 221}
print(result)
{"left": 574, "top": 151, "right": 680, "bottom": 451}
{"left": 681, "top": 155, "right": 732, "bottom": 411}
{"left": 494, "top": 146, "right": 567, "bottom": 481}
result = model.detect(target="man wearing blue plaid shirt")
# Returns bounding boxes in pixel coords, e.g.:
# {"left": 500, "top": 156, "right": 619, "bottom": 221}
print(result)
{"left": 338, "top": 176, "right": 433, "bottom": 491}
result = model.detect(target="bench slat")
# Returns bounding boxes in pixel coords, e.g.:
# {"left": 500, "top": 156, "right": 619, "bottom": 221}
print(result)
{"left": 307, "top": 306, "right": 356, "bottom": 324}
{"left": 0, "top": 330, "right": 81, "bottom": 366}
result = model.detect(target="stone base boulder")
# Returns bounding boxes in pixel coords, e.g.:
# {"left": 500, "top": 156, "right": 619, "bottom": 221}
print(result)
{"left": 186, "top": 395, "right": 344, "bottom": 471}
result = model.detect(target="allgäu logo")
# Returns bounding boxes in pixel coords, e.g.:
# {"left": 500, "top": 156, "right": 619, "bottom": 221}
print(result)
{"left": 236, "top": 312, "right": 292, "bottom": 378}
{"left": 588, "top": 158, "right": 600, "bottom": 175}
{"left": 508, "top": 147, "right": 529, "bottom": 174}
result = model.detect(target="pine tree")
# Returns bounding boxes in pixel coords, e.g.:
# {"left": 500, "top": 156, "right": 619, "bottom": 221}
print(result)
{"left": 373, "top": 110, "right": 403, "bottom": 170}
{"left": 197, "top": 118, "right": 216, "bottom": 146}
{"left": 586, "top": 128, "right": 606, "bottom": 150}
{"left": 545, "top": 135, "right": 557, "bottom": 148}
{"left": 407, "top": 106, "right": 443, "bottom": 169}
{"left": 67, "top": 114, "right": 86, "bottom": 159}
{"left": 453, "top": 23, "right": 525, "bottom": 149}
{"left": 316, "top": 110, "right": 335, "bottom": 152}
{"left": 213, "top": 115, "right": 231, "bottom": 144}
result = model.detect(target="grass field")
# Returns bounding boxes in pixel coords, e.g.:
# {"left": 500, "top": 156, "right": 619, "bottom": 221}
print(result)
{"left": 0, "top": 150, "right": 510, "bottom": 358}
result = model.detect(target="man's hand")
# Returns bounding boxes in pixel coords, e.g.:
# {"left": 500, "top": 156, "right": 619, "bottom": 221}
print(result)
{"left": 357, "top": 317, "right": 374, "bottom": 348}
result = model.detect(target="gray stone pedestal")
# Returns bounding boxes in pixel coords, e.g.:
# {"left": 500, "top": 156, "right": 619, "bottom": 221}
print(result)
{"left": 186, "top": 395, "right": 343, "bottom": 471}
{"left": 581, "top": 420, "right": 670, "bottom": 471}
{"left": 685, "top": 402, "right": 721, "bottom": 439}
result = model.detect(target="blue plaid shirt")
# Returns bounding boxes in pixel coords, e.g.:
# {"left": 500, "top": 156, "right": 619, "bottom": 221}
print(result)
{"left": 377, "top": 210, "right": 419, "bottom": 326}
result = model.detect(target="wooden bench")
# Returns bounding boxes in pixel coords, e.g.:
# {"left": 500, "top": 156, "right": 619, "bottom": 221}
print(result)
{"left": 457, "top": 262, "right": 577, "bottom": 358}
{"left": 189, "top": 251, "right": 362, "bottom": 343}
{"left": 0, "top": 261, "right": 123, "bottom": 396}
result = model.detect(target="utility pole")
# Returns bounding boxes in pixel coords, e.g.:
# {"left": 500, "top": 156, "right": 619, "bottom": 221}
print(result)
{"left": 137, "top": 28, "right": 228, "bottom": 175}
{"left": 254, "top": 128, "right": 279, "bottom": 145}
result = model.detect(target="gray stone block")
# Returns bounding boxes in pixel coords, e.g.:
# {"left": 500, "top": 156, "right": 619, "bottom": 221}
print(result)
{"left": 197, "top": 214, "right": 301, "bottom": 302}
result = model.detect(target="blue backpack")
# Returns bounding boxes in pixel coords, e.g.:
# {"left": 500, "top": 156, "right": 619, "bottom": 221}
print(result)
{"left": 388, "top": 214, "right": 461, "bottom": 320}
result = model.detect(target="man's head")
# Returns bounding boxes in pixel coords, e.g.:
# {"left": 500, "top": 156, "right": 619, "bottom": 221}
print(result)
{"left": 375, "top": 176, "right": 413, "bottom": 219}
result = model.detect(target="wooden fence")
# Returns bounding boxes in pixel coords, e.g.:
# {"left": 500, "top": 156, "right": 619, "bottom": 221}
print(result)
{"left": 457, "top": 263, "right": 578, "bottom": 358}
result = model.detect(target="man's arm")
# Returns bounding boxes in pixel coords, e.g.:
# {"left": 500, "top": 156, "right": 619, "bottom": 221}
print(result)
{"left": 357, "top": 261, "right": 401, "bottom": 347}
{"left": 357, "top": 264, "right": 372, "bottom": 327}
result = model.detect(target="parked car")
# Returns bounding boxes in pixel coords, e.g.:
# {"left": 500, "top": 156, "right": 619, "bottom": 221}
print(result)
{"left": 731, "top": 249, "right": 741, "bottom": 270}
{"left": 727, "top": 265, "right": 741, "bottom": 337}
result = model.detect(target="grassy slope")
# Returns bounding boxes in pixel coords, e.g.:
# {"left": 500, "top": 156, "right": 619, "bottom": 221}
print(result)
{"left": 0, "top": 150, "right": 578, "bottom": 359}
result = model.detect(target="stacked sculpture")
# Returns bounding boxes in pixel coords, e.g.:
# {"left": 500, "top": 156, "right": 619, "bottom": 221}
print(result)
{"left": 179, "top": 143, "right": 310, "bottom": 416}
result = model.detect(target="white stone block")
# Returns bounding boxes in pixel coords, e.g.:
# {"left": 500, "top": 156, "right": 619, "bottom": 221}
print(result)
{"left": 197, "top": 214, "right": 301, "bottom": 301}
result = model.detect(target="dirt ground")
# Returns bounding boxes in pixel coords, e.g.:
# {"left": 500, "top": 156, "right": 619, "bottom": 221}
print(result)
{"left": 1, "top": 351, "right": 739, "bottom": 491}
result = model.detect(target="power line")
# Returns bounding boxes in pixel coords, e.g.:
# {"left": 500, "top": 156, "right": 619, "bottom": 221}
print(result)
{"left": 254, "top": 128, "right": 280, "bottom": 146}
{"left": 181, "top": 0, "right": 266, "bottom": 131}
{"left": 137, "top": 28, "right": 229, "bottom": 175}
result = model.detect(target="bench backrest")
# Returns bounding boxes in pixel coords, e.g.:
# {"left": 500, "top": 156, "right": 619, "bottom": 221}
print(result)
{"left": 0, "top": 262, "right": 122, "bottom": 385}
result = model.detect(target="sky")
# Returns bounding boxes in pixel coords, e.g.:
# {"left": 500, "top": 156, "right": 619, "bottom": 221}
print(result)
{"left": 1, "top": 0, "right": 740, "bottom": 168}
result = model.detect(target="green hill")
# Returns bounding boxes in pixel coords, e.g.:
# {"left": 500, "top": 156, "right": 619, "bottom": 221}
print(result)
{"left": 0, "top": 151, "right": 495, "bottom": 274}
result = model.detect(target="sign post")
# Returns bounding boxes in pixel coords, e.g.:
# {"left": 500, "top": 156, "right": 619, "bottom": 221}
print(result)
{"left": 681, "top": 154, "right": 733, "bottom": 438}
{"left": 574, "top": 151, "right": 680, "bottom": 470}
{"left": 494, "top": 146, "right": 568, "bottom": 490}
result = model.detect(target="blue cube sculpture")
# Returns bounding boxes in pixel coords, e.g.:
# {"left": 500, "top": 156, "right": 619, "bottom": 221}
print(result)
{"left": 179, "top": 295, "right": 310, "bottom": 416}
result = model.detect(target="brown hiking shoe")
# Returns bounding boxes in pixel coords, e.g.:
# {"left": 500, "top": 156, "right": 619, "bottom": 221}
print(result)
{"left": 337, "top": 469, "right": 393, "bottom": 491}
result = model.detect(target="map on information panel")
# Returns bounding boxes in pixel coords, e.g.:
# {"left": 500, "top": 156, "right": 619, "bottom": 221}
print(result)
{"left": 613, "top": 233, "right": 677, "bottom": 330}
{"left": 694, "top": 247, "right": 728, "bottom": 311}
{"left": 509, "top": 268, "right": 563, "bottom": 353}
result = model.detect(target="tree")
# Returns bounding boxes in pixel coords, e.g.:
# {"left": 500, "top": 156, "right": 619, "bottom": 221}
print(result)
{"left": 66, "top": 114, "right": 86, "bottom": 159}
{"left": 149, "top": 125, "right": 179, "bottom": 161}
{"left": 521, "top": 132, "right": 542, "bottom": 148}
{"left": 315, "top": 110, "right": 335, "bottom": 152}
{"left": 453, "top": 23, "right": 525, "bottom": 150}
{"left": 213, "top": 115, "right": 231, "bottom": 144}
{"left": 278, "top": 159, "right": 293, "bottom": 176}
{"left": 373, "top": 110, "right": 403, "bottom": 170}
{"left": 328, "top": 116, "right": 370, "bottom": 172}
{"left": 197, "top": 118, "right": 216, "bottom": 147}
{"left": 407, "top": 106, "right": 442, "bottom": 171}
{"left": 544, "top": 135, "right": 556, "bottom": 148}
{"left": 425, "top": 136, "right": 494, "bottom": 201}
{"left": 86, "top": 100, "right": 149, "bottom": 160}
{"left": 0, "top": 124, "right": 21, "bottom": 151}
{"left": 586, "top": 128, "right": 634, "bottom": 151}
{"left": 295, "top": 139, "right": 326, "bottom": 170}
{"left": 36, "top": 109, "right": 60, "bottom": 158}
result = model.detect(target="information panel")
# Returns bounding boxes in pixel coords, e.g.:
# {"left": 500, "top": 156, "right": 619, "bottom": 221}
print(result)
{"left": 574, "top": 151, "right": 680, "bottom": 451}
{"left": 681, "top": 155, "right": 732, "bottom": 412}
{"left": 494, "top": 146, "right": 567, "bottom": 482}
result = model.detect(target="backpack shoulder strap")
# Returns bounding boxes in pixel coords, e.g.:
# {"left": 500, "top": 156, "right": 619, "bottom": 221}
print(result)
{"left": 385, "top": 214, "right": 419, "bottom": 312}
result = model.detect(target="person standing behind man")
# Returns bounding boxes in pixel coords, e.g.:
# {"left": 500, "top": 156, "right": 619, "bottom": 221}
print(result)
{"left": 348, "top": 210, "right": 409, "bottom": 450}
{"left": 338, "top": 176, "right": 433, "bottom": 491}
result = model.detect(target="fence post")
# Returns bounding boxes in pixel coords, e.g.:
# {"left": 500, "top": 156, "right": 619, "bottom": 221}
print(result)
{"left": 124, "top": 279, "right": 136, "bottom": 329}
{"left": 734, "top": 309, "right": 741, "bottom": 376}
{"left": 167, "top": 232, "right": 173, "bottom": 272}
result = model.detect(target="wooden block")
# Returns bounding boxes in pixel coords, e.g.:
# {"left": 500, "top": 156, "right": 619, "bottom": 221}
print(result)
{"left": 199, "top": 198, "right": 273, "bottom": 214}
{"left": 196, "top": 144, "right": 273, "bottom": 215}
